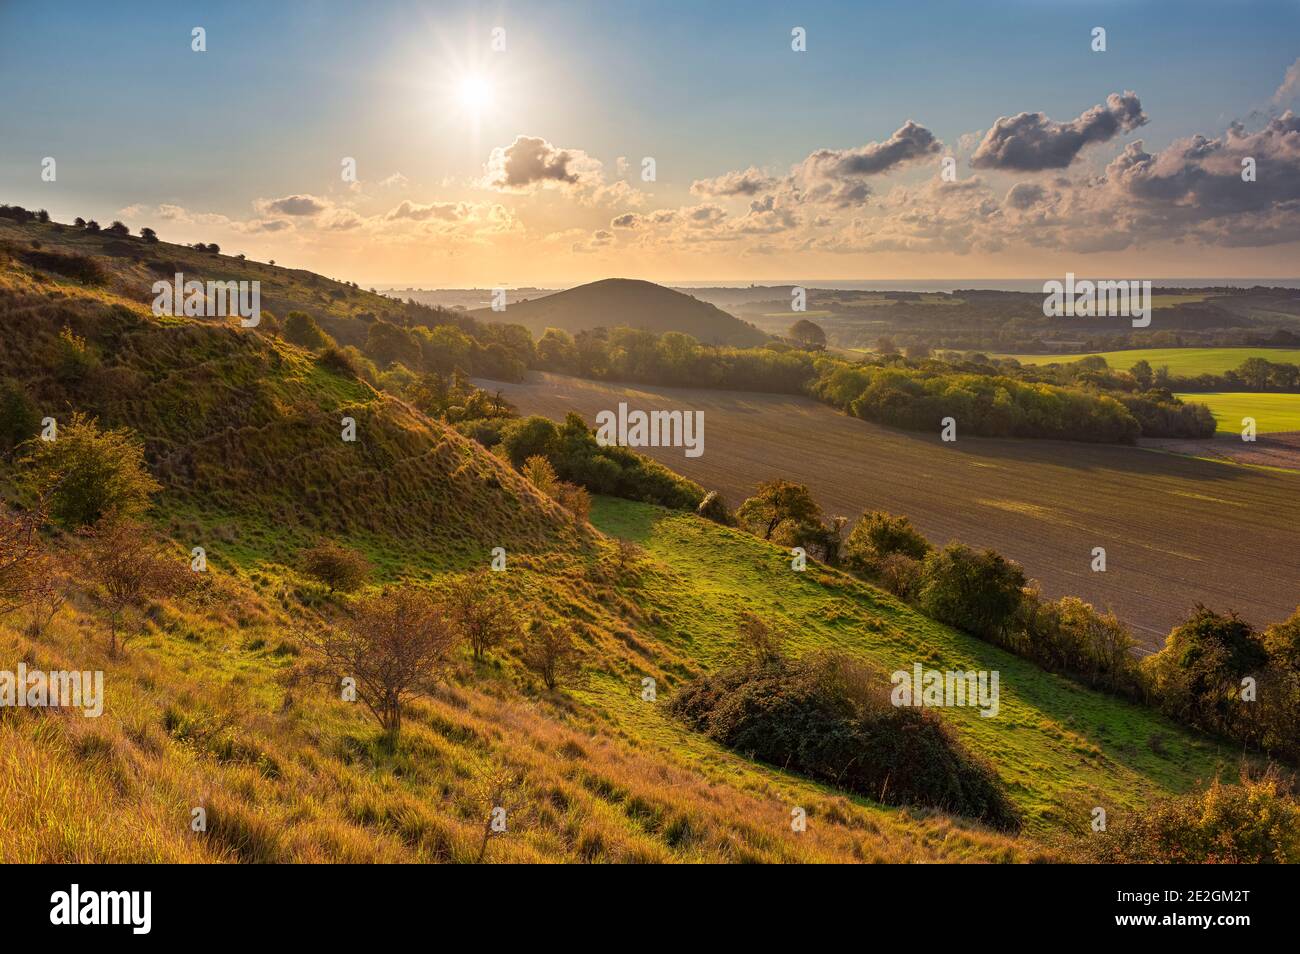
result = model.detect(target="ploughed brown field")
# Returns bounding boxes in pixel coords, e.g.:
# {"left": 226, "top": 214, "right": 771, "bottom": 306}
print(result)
{"left": 485, "top": 371, "right": 1300, "bottom": 648}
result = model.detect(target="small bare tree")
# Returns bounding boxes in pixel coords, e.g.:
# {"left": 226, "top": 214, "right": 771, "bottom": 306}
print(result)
{"left": 612, "top": 538, "right": 644, "bottom": 575}
{"left": 79, "top": 519, "right": 184, "bottom": 656}
{"left": 520, "top": 622, "right": 580, "bottom": 691}
{"left": 0, "top": 501, "right": 46, "bottom": 617}
{"left": 736, "top": 611, "right": 783, "bottom": 666}
{"left": 312, "top": 587, "right": 459, "bottom": 741}
{"left": 442, "top": 569, "right": 518, "bottom": 662}
{"left": 472, "top": 762, "right": 527, "bottom": 864}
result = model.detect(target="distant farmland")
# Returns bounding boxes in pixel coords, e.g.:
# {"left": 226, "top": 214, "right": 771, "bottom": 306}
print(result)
{"left": 488, "top": 372, "right": 1300, "bottom": 646}
{"left": 1175, "top": 392, "right": 1300, "bottom": 434}
{"left": 996, "top": 347, "right": 1300, "bottom": 375}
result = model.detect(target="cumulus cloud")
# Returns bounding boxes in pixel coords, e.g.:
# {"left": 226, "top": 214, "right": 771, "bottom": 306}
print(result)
{"left": 790, "top": 120, "right": 942, "bottom": 207}
{"left": 1274, "top": 57, "right": 1300, "bottom": 105}
{"left": 481, "top": 135, "right": 600, "bottom": 191}
{"left": 1100, "top": 111, "right": 1300, "bottom": 243}
{"left": 1005, "top": 182, "right": 1046, "bottom": 209}
{"left": 258, "top": 194, "right": 330, "bottom": 216}
{"left": 971, "top": 92, "right": 1147, "bottom": 171}
{"left": 691, "top": 166, "right": 775, "bottom": 197}
{"left": 386, "top": 200, "right": 469, "bottom": 221}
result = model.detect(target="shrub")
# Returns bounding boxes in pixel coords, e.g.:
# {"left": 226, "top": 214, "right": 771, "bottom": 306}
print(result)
{"left": 21, "top": 413, "right": 160, "bottom": 529}
{"left": 282, "top": 311, "right": 334, "bottom": 351}
{"left": 874, "top": 552, "right": 925, "bottom": 600}
{"left": 0, "top": 378, "right": 40, "bottom": 454}
{"left": 309, "top": 587, "right": 460, "bottom": 740}
{"left": 696, "top": 490, "right": 734, "bottom": 525}
{"left": 917, "top": 543, "right": 1026, "bottom": 642}
{"left": 20, "top": 248, "right": 107, "bottom": 285}
{"left": 521, "top": 454, "right": 557, "bottom": 495}
{"left": 736, "top": 479, "right": 823, "bottom": 541}
{"left": 78, "top": 518, "right": 187, "bottom": 656}
{"left": 441, "top": 569, "right": 517, "bottom": 662}
{"left": 669, "top": 652, "right": 1018, "bottom": 830}
{"left": 551, "top": 481, "right": 591, "bottom": 523}
{"left": 843, "top": 510, "right": 931, "bottom": 573}
{"left": 1076, "top": 769, "right": 1299, "bottom": 863}
{"left": 1143, "top": 606, "right": 1272, "bottom": 750}
{"left": 300, "top": 541, "right": 370, "bottom": 593}
{"left": 520, "top": 622, "right": 581, "bottom": 691}
{"left": 316, "top": 346, "right": 358, "bottom": 378}
{"left": 1013, "top": 592, "right": 1142, "bottom": 696}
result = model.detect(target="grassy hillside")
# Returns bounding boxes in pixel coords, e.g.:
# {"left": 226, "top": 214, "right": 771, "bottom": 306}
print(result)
{"left": 470, "top": 278, "right": 770, "bottom": 347}
{"left": 0, "top": 223, "right": 1260, "bottom": 862}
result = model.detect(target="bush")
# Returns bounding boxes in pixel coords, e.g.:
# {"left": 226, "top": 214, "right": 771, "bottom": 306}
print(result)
{"left": 1013, "top": 592, "right": 1142, "bottom": 696}
{"left": 309, "top": 587, "right": 459, "bottom": 739}
{"left": 917, "top": 543, "right": 1026, "bottom": 642}
{"left": 874, "top": 552, "right": 925, "bottom": 600}
{"left": 500, "top": 413, "right": 704, "bottom": 510}
{"left": 21, "top": 413, "right": 160, "bottom": 529}
{"left": 316, "top": 346, "right": 358, "bottom": 378}
{"left": 300, "top": 541, "right": 370, "bottom": 593}
{"left": 441, "top": 569, "right": 517, "bottom": 661}
{"left": 282, "top": 311, "right": 334, "bottom": 351}
{"left": 552, "top": 481, "right": 591, "bottom": 523}
{"left": 520, "top": 621, "right": 581, "bottom": 691}
{"left": 696, "top": 490, "right": 734, "bottom": 525}
{"left": 1143, "top": 606, "right": 1274, "bottom": 752}
{"left": 736, "top": 479, "right": 823, "bottom": 541}
{"left": 20, "top": 249, "right": 108, "bottom": 285}
{"left": 79, "top": 518, "right": 187, "bottom": 656}
{"left": 669, "top": 651, "right": 1019, "bottom": 829}
{"left": 843, "top": 510, "right": 931, "bottom": 573}
{"left": 0, "top": 378, "right": 40, "bottom": 454}
{"left": 1076, "top": 769, "right": 1299, "bottom": 863}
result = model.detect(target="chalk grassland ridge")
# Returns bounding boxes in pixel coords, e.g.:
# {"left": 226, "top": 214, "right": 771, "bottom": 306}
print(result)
{"left": 0, "top": 223, "right": 1262, "bottom": 862}
{"left": 486, "top": 372, "right": 1300, "bottom": 644}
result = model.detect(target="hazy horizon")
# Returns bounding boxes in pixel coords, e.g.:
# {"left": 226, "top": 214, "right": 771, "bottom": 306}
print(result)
{"left": 4, "top": 0, "right": 1300, "bottom": 285}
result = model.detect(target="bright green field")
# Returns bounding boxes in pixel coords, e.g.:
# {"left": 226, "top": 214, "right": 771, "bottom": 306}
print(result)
{"left": 997, "top": 347, "right": 1300, "bottom": 376}
{"left": 1175, "top": 392, "right": 1300, "bottom": 434}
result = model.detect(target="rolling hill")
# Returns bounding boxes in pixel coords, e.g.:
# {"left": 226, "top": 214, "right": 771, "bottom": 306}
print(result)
{"left": 0, "top": 216, "right": 1270, "bottom": 862}
{"left": 471, "top": 278, "right": 770, "bottom": 346}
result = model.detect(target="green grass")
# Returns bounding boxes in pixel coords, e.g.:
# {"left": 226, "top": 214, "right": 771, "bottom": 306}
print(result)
{"left": 588, "top": 497, "right": 1239, "bottom": 834}
{"left": 996, "top": 347, "right": 1300, "bottom": 376}
{"left": 1174, "top": 392, "right": 1300, "bottom": 434}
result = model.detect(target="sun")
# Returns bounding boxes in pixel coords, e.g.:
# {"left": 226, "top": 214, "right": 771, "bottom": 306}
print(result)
{"left": 456, "top": 74, "right": 492, "bottom": 114}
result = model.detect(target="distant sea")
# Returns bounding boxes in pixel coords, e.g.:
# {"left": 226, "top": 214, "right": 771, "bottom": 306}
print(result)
{"left": 673, "top": 278, "right": 1300, "bottom": 293}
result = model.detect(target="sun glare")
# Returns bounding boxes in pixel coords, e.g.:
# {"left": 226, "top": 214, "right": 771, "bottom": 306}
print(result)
{"left": 457, "top": 74, "right": 492, "bottom": 114}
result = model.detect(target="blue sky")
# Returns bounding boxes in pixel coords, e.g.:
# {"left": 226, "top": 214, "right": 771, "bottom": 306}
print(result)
{"left": 2, "top": 0, "right": 1298, "bottom": 283}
